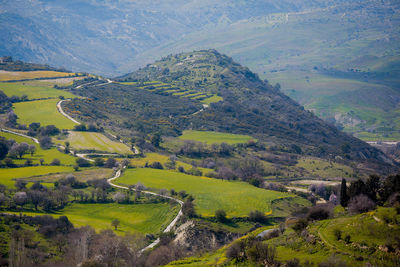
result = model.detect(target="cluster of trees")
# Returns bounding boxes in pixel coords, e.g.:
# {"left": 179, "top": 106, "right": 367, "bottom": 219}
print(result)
{"left": 226, "top": 235, "right": 277, "bottom": 265}
{"left": 74, "top": 123, "right": 104, "bottom": 132}
{"left": 178, "top": 140, "right": 234, "bottom": 158}
{"left": 0, "top": 137, "right": 36, "bottom": 167}
{"left": 2, "top": 214, "right": 146, "bottom": 267}
{"left": 340, "top": 174, "right": 400, "bottom": 213}
{"left": 27, "top": 122, "right": 60, "bottom": 137}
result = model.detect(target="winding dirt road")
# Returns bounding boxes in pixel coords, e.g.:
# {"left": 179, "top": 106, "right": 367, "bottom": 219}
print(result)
{"left": 0, "top": 128, "right": 39, "bottom": 144}
{"left": 107, "top": 168, "right": 183, "bottom": 253}
{"left": 57, "top": 99, "right": 80, "bottom": 124}
{"left": 57, "top": 92, "right": 182, "bottom": 253}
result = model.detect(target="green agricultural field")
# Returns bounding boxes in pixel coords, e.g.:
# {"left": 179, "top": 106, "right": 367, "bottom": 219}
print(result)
{"left": 0, "top": 166, "right": 74, "bottom": 188}
{"left": 13, "top": 99, "right": 77, "bottom": 129}
{"left": 62, "top": 131, "right": 132, "bottom": 154}
{"left": 0, "top": 131, "right": 76, "bottom": 166}
{"left": 294, "top": 157, "right": 354, "bottom": 178}
{"left": 129, "top": 153, "right": 191, "bottom": 169}
{"left": 11, "top": 203, "right": 179, "bottom": 235}
{"left": 0, "top": 70, "right": 76, "bottom": 82}
{"left": 0, "top": 82, "right": 76, "bottom": 99}
{"left": 25, "top": 168, "right": 114, "bottom": 183}
{"left": 179, "top": 130, "right": 255, "bottom": 145}
{"left": 200, "top": 95, "right": 223, "bottom": 105}
{"left": 116, "top": 168, "right": 306, "bottom": 217}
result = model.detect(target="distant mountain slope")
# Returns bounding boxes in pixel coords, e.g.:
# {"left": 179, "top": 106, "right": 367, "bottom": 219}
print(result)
{"left": 67, "top": 50, "right": 396, "bottom": 170}
{"left": 3, "top": 0, "right": 396, "bottom": 75}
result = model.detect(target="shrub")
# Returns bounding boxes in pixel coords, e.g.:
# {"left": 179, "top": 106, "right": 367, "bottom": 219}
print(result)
{"left": 344, "top": 234, "right": 351, "bottom": 244}
{"left": 104, "top": 157, "right": 117, "bottom": 168}
{"left": 307, "top": 204, "right": 333, "bottom": 221}
{"left": 149, "top": 161, "right": 163, "bottom": 169}
{"left": 74, "top": 124, "right": 87, "bottom": 131}
{"left": 178, "top": 166, "right": 185, "bottom": 173}
{"left": 50, "top": 158, "right": 61, "bottom": 166}
{"left": 247, "top": 242, "right": 276, "bottom": 266}
{"left": 333, "top": 228, "right": 342, "bottom": 240}
{"left": 226, "top": 241, "right": 244, "bottom": 262}
{"left": 348, "top": 194, "right": 376, "bottom": 214}
{"left": 215, "top": 209, "right": 227, "bottom": 222}
{"left": 94, "top": 157, "right": 105, "bottom": 167}
{"left": 292, "top": 218, "right": 308, "bottom": 233}
{"left": 39, "top": 136, "right": 53, "bottom": 149}
{"left": 182, "top": 200, "right": 196, "bottom": 217}
{"left": 76, "top": 157, "right": 91, "bottom": 167}
{"left": 285, "top": 258, "right": 300, "bottom": 267}
{"left": 249, "top": 210, "right": 267, "bottom": 223}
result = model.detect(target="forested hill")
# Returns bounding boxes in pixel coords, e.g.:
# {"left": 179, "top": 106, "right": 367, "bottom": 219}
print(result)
{"left": 68, "top": 50, "right": 396, "bottom": 170}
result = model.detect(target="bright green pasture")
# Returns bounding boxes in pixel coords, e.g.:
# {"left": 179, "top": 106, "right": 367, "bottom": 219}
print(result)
{"left": 0, "top": 82, "right": 76, "bottom": 99}
{"left": 0, "top": 166, "right": 74, "bottom": 188}
{"left": 179, "top": 130, "right": 255, "bottom": 145}
{"left": 63, "top": 131, "right": 132, "bottom": 154}
{"left": 13, "top": 203, "right": 178, "bottom": 235}
{"left": 116, "top": 168, "right": 300, "bottom": 217}
{"left": 13, "top": 99, "right": 76, "bottom": 129}
{"left": 0, "top": 131, "right": 76, "bottom": 166}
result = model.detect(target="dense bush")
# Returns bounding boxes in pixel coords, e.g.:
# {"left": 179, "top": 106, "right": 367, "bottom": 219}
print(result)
{"left": 248, "top": 210, "right": 267, "bottom": 223}
{"left": 76, "top": 157, "right": 91, "bottom": 167}
{"left": 348, "top": 194, "right": 376, "bottom": 214}
{"left": 307, "top": 204, "right": 333, "bottom": 221}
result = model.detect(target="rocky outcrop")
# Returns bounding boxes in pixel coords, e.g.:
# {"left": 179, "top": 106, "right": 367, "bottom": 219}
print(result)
{"left": 173, "top": 220, "right": 240, "bottom": 253}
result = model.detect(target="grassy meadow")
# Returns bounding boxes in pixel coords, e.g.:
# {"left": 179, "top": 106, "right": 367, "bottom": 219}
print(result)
{"left": 116, "top": 168, "right": 305, "bottom": 217}
{"left": 0, "top": 70, "right": 75, "bottom": 81}
{"left": 8, "top": 203, "right": 179, "bottom": 235}
{"left": 0, "top": 131, "right": 76, "bottom": 166}
{"left": 62, "top": 131, "right": 132, "bottom": 154}
{"left": 179, "top": 130, "right": 255, "bottom": 145}
{"left": 13, "top": 99, "right": 77, "bottom": 129}
{"left": 0, "top": 166, "right": 74, "bottom": 188}
{"left": 24, "top": 168, "right": 114, "bottom": 183}
{"left": 0, "top": 82, "right": 76, "bottom": 99}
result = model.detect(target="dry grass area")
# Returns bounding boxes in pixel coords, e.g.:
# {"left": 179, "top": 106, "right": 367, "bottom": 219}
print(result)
{"left": 0, "top": 70, "right": 75, "bottom": 81}
{"left": 22, "top": 168, "right": 115, "bottom": 183}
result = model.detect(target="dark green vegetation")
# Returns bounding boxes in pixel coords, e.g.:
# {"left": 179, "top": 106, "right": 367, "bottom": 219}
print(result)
{"left": 168, "top": 174, "right": 400, "bottom": 266}
{"left": 66, "top": 50, "right": 396, "bottom": 173}
{"left": 0, "top": 56, "right": 63, "bottom": 72}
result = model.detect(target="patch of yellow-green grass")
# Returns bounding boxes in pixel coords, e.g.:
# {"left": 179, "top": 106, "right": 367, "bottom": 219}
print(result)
{"left": 201, "top": 95, "right": 223, "bottom": 105}
{"left": 130, "top": 153, "right": 191, "bottom": 169}
{"left": 172, "top": 91, "right": 188, "bottom": 96}
{"left": 63, "top": 131, "right": 132, "bottom": 154}
{"left": 12, "top": 203, "right": 179, "bottom": 235}
{"left": 295, "top": 157, "right": 353, "bottom": 178}
{"left": 179, "top": 130, "right": 255, "bottom": 145}
{"left": 116, "top": 168, "right": 304, "bottom": 217}
{"left": 13, "top": 99, "right": 77, "bottom": 129}
{"left": 0, "top": 70, "right": 75, "bottom": 82}
{"left": 0, "top": 131, "right": 76, "bottom": 166}
{"left": 23, "top": 168, "right": 114, "bottom": 183}
{"left": 0, "top": 82, "right": 76, "bottom": 99}
{"left": 0, "top": 166, "right": 74, "bottom": 188}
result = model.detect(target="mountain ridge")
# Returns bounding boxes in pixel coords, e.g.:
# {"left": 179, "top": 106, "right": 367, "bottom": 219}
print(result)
{"left": 66, "top": 50, "right": 397, "bottom": 172}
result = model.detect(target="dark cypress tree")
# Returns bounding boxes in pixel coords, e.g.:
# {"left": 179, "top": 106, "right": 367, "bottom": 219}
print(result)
{"left": 340, "top": 178, "right": 349, "bottom": 207}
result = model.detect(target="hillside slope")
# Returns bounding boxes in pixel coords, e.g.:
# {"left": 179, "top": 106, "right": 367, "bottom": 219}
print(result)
{"left": 65, "top": 50, "right": 396, "bottom": 170}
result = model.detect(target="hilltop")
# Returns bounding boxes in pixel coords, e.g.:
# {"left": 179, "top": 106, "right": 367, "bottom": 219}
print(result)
{"left": 60, "top": 50, "right": 397, "bottom": 174}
